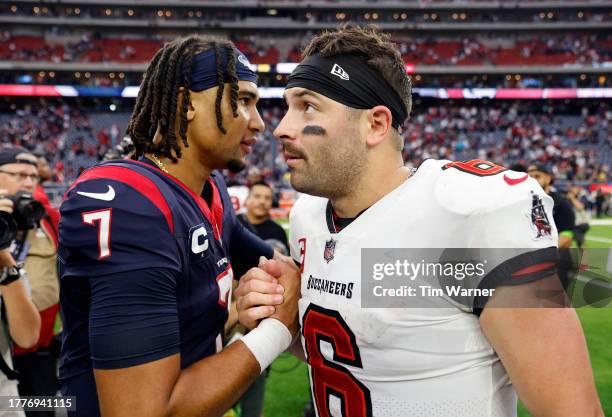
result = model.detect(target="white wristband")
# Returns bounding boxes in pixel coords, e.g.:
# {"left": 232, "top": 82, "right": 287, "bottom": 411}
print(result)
{"left": 241, "top": 318, "right": 293, "bottom": 373}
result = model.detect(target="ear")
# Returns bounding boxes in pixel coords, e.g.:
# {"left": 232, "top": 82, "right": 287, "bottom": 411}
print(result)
{"left": 365, "top": 105, "right": 392, "bottom": 147}
{"left": 178, "top": 87, "right": 196, "bottom": 122}
{"left": 186, "top": 95, "right": 196, "bottom": 122}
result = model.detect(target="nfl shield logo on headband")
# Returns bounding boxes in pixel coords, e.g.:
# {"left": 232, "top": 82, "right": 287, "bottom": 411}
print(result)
{"left": 330, "top": 64, "right": 349, "bottom": 81}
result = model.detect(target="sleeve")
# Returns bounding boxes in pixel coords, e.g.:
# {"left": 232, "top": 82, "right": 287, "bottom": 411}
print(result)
{"left": 466, "top": 178, "right": 561, "bottom": 312}
{"left": 89, "top": 267, "right": 180, "bottom": 369}
{"left": 59, "top": 177, "right": 181, "bottom": 277}
{"left": 212, "top": 172, "right": 273, "bottom": 275}
{"left": 229, "top": 221, "right": 274, "bottom": 277}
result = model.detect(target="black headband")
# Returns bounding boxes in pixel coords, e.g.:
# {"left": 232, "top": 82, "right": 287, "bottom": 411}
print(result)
{"left": 286, "top": 54, "right": 407, "bottom": 129}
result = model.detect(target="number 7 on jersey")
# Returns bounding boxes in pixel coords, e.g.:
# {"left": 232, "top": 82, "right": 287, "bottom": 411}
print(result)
{"left": 82, "top": 208, "right": 112, "bottom": 259}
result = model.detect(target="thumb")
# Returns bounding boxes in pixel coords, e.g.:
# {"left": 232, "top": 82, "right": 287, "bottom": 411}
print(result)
{"left": 261, "top": 258, "right": 283, "bottom": 278}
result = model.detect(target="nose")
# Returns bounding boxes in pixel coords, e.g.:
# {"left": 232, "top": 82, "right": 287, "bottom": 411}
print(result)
{"left": 249, "top": 106, "right": 265, "bottom": 135}
{"left": 22, "top": 176, "right": 36, "bottom": 190}
{"left": 273, "top": 112, "right": 295, "bottom": 142}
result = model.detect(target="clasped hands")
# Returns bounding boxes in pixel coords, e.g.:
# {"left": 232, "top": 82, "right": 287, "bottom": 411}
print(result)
{"left": 235, "top": 256, "right": 301, "bottom": 337}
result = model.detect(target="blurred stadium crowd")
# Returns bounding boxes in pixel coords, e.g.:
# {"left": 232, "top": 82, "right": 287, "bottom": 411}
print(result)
{"left": 1, "top": 2, "right": 611, "bottom": 23}
{"left": 0, "top": 98, "right": 608, "bottom": 212}
{"left": 0, "top": 0, "right": 609, "bottom": 213}
{"left": 1, "top": 32, "right": 609, "bottom": 68}
{"left": 1, "top": 32, "right": 610, "bottom": 88}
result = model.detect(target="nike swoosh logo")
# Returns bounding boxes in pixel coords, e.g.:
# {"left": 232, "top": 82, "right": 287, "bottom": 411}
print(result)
{"left": 503, "top": 174, "right": 529, "bottom": 186}
{"left": 77, "top": 185, "right": 116, "bottom": 201}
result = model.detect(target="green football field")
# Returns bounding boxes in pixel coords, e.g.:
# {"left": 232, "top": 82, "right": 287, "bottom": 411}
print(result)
{"left": 257, "top": 220, "right": 611, "bottom": 417}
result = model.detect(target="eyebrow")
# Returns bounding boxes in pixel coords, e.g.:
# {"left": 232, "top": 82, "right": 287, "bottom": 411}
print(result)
{"left": 283, "top": 89, "right": 320, "bottom": 102}
{"left": 239, "top": 90, "right": 259, "bottom": 101}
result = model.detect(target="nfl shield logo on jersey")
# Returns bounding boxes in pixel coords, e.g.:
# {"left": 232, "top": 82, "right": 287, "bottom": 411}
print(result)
{"left": 528, "top": 192, "right": 552, "bottom": 239}
{"left": 323, "top": 238, "right": 336, "bottom": 263}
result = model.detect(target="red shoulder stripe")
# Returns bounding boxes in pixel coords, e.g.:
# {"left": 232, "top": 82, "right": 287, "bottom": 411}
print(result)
{"left": 68, "top": 166, "right": 174, "bottom": 233}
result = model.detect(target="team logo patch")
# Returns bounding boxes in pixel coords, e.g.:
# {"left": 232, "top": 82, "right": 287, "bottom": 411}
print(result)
{"left": 528, "top": 192, "right": 552, "bottom": 239}
{"left": 330, "top": 64, "right": 349, "bottom": 81}
{"left": 323, "top": 238, "right": 337, "bottom": 263}
{"left": 237, "top": 54, "right": 251, "bottom": 68}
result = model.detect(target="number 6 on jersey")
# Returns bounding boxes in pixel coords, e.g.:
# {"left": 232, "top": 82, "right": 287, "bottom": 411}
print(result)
{"left": 303, "top": 304, "right": 372, "bottom": 417}
{"left": 82, "top": 208, "right": 112, "bottom": 259}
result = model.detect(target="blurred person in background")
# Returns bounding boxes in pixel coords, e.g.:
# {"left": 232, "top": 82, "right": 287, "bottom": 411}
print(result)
{"left": 227, "top": 181, "right": 289, "bottom": 417}
{"left": 594, "top": 188, "right": 606, "bottom": 218}
{"left": 0, "top": 194, "right": 41, "bottom": 417}
{"left": 228, "top": 167, "right": 263, "bottom": 214}
{"left": 0, "top": 148, "right": 59, "bottom": 417}
{"left": 238, "top": 182, "right": 289, "bottom": 256}
{"left": 527, "top": 163, "right": 576, "bottom": 289}
{"left": 33, "top": 153, "right": 60, "bottom": 234}
{"left": 567, "top": 186, "right": 590, "bottom": 250}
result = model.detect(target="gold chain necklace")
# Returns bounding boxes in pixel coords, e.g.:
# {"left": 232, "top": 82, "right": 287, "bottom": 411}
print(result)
{"left": 149, "top": 154, "right": 169, "bottom": 173}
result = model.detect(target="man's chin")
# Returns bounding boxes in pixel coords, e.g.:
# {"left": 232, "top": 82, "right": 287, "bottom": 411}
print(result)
{"left": 290, "top": 175, "right": 314, "bottom": 195}
{"left": 226, "top": 159, "right": 246, "bottom": 174}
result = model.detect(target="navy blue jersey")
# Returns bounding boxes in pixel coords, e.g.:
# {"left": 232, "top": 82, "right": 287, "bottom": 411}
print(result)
{"left": 58, "top": 158, "right": 272, "bottom": 417}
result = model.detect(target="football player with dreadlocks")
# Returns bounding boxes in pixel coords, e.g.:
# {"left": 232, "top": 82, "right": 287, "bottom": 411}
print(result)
{"left": 58, "top": 35, "right": 300, "bottom": 417}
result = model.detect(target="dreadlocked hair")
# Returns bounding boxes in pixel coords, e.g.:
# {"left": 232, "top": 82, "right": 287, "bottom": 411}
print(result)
{"left": 127, "top": 35, "right": 241, "bottom": 161}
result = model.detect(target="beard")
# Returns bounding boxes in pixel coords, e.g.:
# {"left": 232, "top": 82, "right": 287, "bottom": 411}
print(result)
{"left": 226, "top": 158, "right": 246, "bottom": 174}
{"left": 289, "top": 130, "right": 366, "bottom": 199}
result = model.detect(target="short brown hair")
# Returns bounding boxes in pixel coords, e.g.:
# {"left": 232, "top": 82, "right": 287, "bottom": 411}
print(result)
{"left": 302, "top": 24, "right": 412, "bottom": 123}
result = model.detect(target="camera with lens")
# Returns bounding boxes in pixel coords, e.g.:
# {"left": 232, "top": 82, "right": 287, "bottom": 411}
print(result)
{"left": 0, "top": 191, "right": 45, "bottom": 249}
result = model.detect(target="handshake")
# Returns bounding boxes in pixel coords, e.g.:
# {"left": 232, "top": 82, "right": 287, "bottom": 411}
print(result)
{"left": 234, "top": 255, "right": 301, "bottom": 372}
{"left": 236, "top": 255, "right": 301, "bottom": 335}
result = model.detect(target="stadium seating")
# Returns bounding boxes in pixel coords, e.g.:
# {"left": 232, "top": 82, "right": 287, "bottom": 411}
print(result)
{"left": 0, "top": 100, "right": 607, "bottom": 190}
{"left": 1, "top": 34, "right": 609, "bottom": 67}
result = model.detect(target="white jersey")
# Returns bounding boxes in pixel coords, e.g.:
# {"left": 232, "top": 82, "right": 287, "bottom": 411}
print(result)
{"left": 227, "top": 185, "right": 249, "bottom": 214}
{"left": 289, "top": 159, "right": 558, "bottom": 417}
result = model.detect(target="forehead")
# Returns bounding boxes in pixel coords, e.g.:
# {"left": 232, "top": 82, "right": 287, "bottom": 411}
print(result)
{"left": 251, "top": 184, "right": 272, "bottom": 195}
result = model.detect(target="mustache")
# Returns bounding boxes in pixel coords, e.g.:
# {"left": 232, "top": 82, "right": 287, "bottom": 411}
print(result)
{"left": 302, "top": 125, "right": 326, "bottom": 136}
{"left": 282, "top": 143, "right": 307, "bottom": 159}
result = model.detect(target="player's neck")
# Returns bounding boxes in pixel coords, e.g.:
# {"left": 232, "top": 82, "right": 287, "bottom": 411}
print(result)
{"left": 331, "top": 164, "right": 411, "bottom": 218}
{"left": 147, "top": 152, "right": 212, "bottom": 195}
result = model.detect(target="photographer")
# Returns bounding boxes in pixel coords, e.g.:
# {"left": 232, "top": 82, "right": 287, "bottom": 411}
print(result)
{"left": 0, "top": 191, "right": 40, "bottom": 417}
{"left": 0, "top": 148, "right": 59, "bottom": 417}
